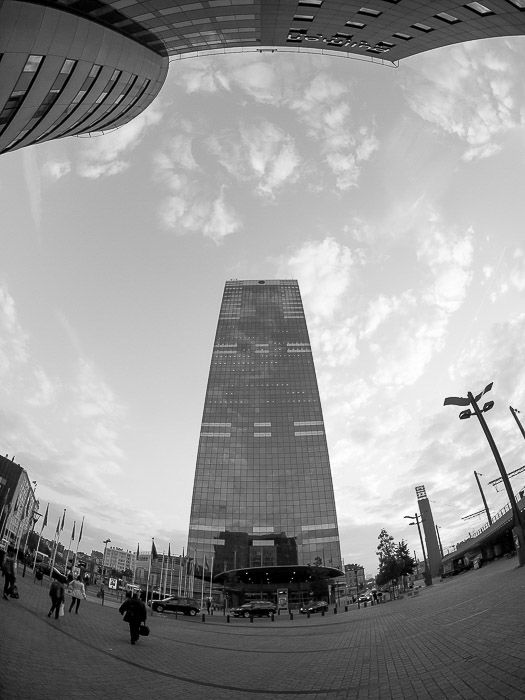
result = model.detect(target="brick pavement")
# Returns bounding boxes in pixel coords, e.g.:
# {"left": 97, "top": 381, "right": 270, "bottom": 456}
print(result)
{"left": 1, "top": 556, "right": 524, "bottom": 699}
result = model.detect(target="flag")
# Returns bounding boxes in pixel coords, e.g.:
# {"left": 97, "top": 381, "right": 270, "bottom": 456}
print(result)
{"left": 443, "top": 396, "right": 470, "bottom": 407}
{"left": 136, "top": 542, "right": 140, "bottom": 558}
{"left": 60, "top": 509, "right": 66, "bottom": 531}
{"left": 151, "top": 540, "right": 158, "bottom": 560}
{"left": 204, "top": 555, "right": 209, "bottom": 571}
{"left": 78, "top": 517, "right": 84, "bottom": 543}
{"left": 71, "top": 521, "right": 76, "bottom": 541}
{"left": 55, "top": 517, "right": 60, "bottom": 535}
{"left": 43, "top": 503, "right": 48, "bottom": 528}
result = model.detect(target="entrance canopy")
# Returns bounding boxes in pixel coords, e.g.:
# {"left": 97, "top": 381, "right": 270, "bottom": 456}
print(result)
{"left": 213, "top": 564, "right": 343, "bottom": 586}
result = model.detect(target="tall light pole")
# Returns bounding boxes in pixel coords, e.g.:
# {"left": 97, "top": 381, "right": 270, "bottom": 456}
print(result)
{"left": 474, "top": 471, "right": 492, "bottom": 526}
{"left": 435, "top": 525, "right": 444, "bottom": 558}
{"left": 404, "top": 514, "right": 431, "bottom": 586}
{"left": 102, "top": 538, "right": 111, "bottom": 583}
{"left": 444, "top": 383, "right": 525, "bottom": 567}
{"left": 510, "top": 406, "right": 525, "bottom": 441}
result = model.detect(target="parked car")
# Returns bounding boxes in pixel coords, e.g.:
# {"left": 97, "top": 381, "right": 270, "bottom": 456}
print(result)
{"left": 231, "top": 600, "right": 277, "bottom": 618}
{"left": 358, "top": 592, "right": 372, "bottom": 603}
{"left": 151, "top": 596, "right": 200, "bottom": 615}
{"left": 299, "top": 600, "right": 328, "bottom": 614}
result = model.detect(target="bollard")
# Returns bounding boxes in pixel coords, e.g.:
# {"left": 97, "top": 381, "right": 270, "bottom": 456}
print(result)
{"left": 271, "top": 612, "right": 274, "bottom": 622}
{"left": 321, "top": 609, "right": 325, "bottom": 617}
{"left": 226, "top": 614, "right": 230, "bottom": 623}
{"left": 250, "top": 614, "right": 254, "bottom": 623}
{"left": 202, "top": 613, "right": 205, "bottom": 622}
{"left": 277, "top": 608, "right": 280, "bottom": 616}
{"left": 345, "top": 605, "right": 348, "bottom": 612}
{"left": 333, "top": 606, "right": 337, "bottom": 614}
{"left": 307, "top": 611, "right": 310, "bottom": 619}
{"left": 289, "top": 611, "right": 293, "bottom": 621}
{"left": 364, "top": 601, "right": 367, "bottom": 607}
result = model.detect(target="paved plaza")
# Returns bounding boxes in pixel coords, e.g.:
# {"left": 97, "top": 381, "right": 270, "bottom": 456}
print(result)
{"left": 1, "top": 556, "right": 524, "bottom": 699}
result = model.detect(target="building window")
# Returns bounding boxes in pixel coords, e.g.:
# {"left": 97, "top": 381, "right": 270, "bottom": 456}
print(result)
{"left": 434, "top": 12, "right": 461, "bottom": 23}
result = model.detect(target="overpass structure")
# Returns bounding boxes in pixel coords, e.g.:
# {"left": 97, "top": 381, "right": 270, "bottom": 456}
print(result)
{"left": 442, "top": 489, "right": 525, "bottom": 574}
{"left": 1, "top": 1, "right": 525, "bottom": 154}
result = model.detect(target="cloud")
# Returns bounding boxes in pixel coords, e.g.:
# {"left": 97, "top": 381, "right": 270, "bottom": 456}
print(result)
{"left": 42, "top": 160, "right": 71, "bottom": 180}
{"left": 76, "top": 103, "right": 163, "bottom": 178}
{"left": 0, "top": 284, "right": 28, "bottom": 377}
{"left": 403, "top": 40, "right": 525, "bottom": 160}
{"left": 288, "top": 73, "right": 379, "bottom": 190}
{"left": 208, "top": 121, "right": 300, "bottom": 197}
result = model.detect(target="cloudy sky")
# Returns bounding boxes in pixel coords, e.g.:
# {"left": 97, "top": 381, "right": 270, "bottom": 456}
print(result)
{"left": 1, "top": 38, "right": 525, "bottom": 576}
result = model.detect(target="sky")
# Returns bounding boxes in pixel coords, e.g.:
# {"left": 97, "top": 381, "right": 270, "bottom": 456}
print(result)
{"left": 1, "top": 38, "right": 525, "bottom": 577}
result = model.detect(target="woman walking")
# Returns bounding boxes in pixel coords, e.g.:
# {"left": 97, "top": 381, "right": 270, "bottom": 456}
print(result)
{"left": 68, "top": 575, "right": 87, "bottom": 614}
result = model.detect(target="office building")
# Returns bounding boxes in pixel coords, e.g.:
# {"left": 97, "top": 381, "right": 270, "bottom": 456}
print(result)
{"left": 2, "top": 1, "right": 525, "bottom": 154}
{"left": 187, "top": 279, "right": 342, "bottom": 606}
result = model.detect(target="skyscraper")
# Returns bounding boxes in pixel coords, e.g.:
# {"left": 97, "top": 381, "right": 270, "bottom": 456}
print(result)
{"left": 2, "top": 1, "right": 525, "bottom": 155}
{"left": 188, "top": 279, "right": 342, "bottom": 605}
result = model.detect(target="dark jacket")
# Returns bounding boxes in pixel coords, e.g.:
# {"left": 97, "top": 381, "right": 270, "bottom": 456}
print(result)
{"left": 49, "top": 580, "right": 64, "bottom": 600}
{"left": 119, "top": 597, "right": 147, "bottom": 623}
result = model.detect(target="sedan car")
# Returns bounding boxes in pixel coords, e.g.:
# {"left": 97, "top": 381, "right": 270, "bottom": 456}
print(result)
{"left": 358, "top": 592, "right": 372, "bottom": 603}
{"left": 231, "top": 600, "right": 277, "bottom": 617}
{"left": 299, "top": 600, "right": 328, "bottom": 614}
{"left": 151, "top": 596, "right": 200, "bottom": 615}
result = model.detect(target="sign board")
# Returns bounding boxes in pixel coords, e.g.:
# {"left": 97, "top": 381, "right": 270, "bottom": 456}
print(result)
{"left": 108, "top": 578, "right": 118, "bottom": 589}
{"left": 277, "top": 588, "right": 288, "bottom": 610}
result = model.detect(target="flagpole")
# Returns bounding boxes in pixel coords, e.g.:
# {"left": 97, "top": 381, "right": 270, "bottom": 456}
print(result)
{"left": 73, "top": 516, "right": 84, "bottom": 570}
{"left": 32, "top": 504, "right": 48, "bottom": 573}
{"left": 178, "top": 550, "right": 183, "bottom": 596}
{"left": 64, "top": 521, "right": 75, "bottom": 573}
{"left": 49, "top": 517, "right": 61, "bottom": 577}
{"left": 159, "top": 551, "right": 164, "bottom": 600}
{"left": 169, "top": 548, "right": 173, "bottom": 597}
{"left": 200, "top": 551, "right": 205, "bottom": 612}
{"left": 208, "top": 554, "right": 214, "bottom": 604}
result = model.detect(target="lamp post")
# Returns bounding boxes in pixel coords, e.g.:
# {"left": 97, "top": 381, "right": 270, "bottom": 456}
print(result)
{"left": 435, "top": 525, "right": 444, "bottom": 559}
{"left": 102, "top": 538, "right": 111, "bottom": 583}
{"left": 444, "top": 383, "right": 525, "bottom": 567}
{"left": 510, "top": 406, "right": 525, "bottom": 441}
{"left": 404, "top": 514, "right": 431, "bottom": 586}
{"left": 474, "top": 471, "right": 492, "bottom": 526}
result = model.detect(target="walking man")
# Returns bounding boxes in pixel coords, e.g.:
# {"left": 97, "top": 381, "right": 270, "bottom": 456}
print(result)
{"left": 48, "top": 578, "right": 65, "bottom": 619}
{"left": 119, "top": 592, "right": 147, "bottom": 645}
{"left": 2, "top": 548, "right": 16, "bottom": 600}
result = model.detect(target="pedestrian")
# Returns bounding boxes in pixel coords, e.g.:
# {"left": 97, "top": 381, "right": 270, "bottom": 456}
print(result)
{"left": 68, "top": 575, "right": 87, "bottom": 613}
{"left": 48, "top": 578, "right": 65, "bottom": 619}
{"left": 206, "top": 598, "right": 211, "bottom": 614}
{"left": 119, "top": 592, "right": 147, "bottom": 645}
{"left": 2, "top": 548, "right": 16, "bottom": 600}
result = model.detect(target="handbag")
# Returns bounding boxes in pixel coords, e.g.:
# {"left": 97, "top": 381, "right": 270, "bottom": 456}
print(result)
{"left": 59, "top": 602, "right": 65, "bottom": 617}
{"left": 138, "top": 623, "right": 150, "bottom": 637}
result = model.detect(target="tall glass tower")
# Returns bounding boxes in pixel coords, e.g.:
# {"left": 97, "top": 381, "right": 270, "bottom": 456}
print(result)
{"left": 188, "top": 280, "right": 342, "bottom": 601}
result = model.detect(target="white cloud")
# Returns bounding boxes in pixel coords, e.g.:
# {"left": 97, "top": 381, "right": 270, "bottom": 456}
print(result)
{"left": 203, "top": 191, "right": 242, "bottom": 243}
{"left": 42, "top": 160, "right": 71, "bottom": 180}
{"left": 208, "top": 121, "right": 300, "bottom": 197}
{"left": 403, "top": 41, "right": 525, "bottom": 160}
{"left": 0, "top": 284, "right": 28, "bottom": 377}
{"left": 76, "top": 103, "right": 163, "bottom": 179}
{"left": 282, "top": 237, "right": 356, "bottom": 320}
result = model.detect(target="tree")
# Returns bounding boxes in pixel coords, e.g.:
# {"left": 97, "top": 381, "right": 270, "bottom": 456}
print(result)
{"left": 395, "top": 540, "right": 415, "bottom": 577}
{"left": 376, "top": 529, "right": 400, "bottom": 587}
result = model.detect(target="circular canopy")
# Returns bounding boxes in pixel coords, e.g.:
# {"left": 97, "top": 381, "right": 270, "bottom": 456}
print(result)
{"left": 213, "top": 564, "right": 343, "bottom": 586}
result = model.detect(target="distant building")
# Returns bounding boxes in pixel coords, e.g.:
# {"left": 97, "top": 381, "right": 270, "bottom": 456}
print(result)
{"left": 2, "top": 1, "right": 525, "bottom": 154}
{"left": 344, "top": 563, "right": 365, "bottom": 592}
{"left": 103, "top": 546, "right": 135, "bottom": 573}
{"left": 0, "top": 454, "right": 38, "bottom": 551}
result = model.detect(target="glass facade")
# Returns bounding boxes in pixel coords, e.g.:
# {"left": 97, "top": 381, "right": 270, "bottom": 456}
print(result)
{"left": 187, "top": 279, "right": 342, "bottom": 576}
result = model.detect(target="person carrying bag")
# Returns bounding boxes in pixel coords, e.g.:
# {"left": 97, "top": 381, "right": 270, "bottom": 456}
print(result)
{"left": 119, "top": 591, "right": 148, "bottom": 645}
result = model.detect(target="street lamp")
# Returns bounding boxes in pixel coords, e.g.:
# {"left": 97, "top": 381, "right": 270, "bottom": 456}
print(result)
{"left": 102, "top": 538, "right": 111, "bottom": 583}
{"left": 444, "top": 383, "right": 525, "bottom": 567}
{"left": 510, "top": 406, "right": 525, "bottom": 441}
{"left": 404, "top": 514, "right": 432, "bottom": 586}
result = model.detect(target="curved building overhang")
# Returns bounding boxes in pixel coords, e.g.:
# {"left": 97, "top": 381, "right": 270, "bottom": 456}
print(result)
{"left": 2, "top": 1, "right": 525, "bottom": 152}
{"left": 0, "top": 0, "right": 168, "bottom": 155}
{"left": 213, "top": 564, "right": 344, "bottom": 586}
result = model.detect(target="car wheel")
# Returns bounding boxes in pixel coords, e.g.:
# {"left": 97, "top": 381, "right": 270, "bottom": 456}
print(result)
{"left": 189, "top": 608, "right": 197, "bottom": 616}
{"left": 156, "top": 604, "right": 164, "bottom": 613}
